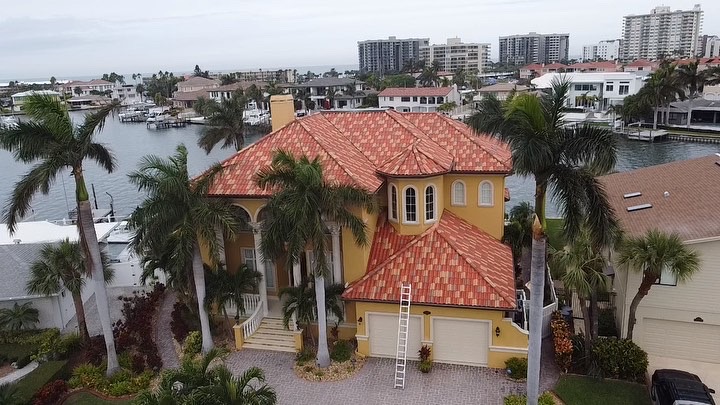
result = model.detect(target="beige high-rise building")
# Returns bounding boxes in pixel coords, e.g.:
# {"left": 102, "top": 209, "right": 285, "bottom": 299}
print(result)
{"left": 621, "top": 5, "right": 703, "bottom": 61}
{"left": 419, "top": 38, "right": 491, "bottom": 73}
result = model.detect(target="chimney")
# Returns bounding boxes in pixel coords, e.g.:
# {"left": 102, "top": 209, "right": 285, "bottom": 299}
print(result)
{"left": 270, "top": 94, "right": 295, "bottom": 132}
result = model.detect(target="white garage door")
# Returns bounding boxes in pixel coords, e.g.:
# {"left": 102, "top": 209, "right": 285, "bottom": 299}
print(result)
{"left": 433, "top": 318, "right": 490, "bottom": 366}
{"left": 644, "top": 318, "right": 720, "bottom": 363}
{"left": 368, "top": 313, "right": 422, "bottom": 360}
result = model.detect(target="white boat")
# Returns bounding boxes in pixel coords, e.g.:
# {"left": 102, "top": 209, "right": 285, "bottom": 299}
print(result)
{"left": 0, "top": 116, "right": 19, "bottom": 129}
{"left": 105, "top": 221, "right": 134, "bottom": 244}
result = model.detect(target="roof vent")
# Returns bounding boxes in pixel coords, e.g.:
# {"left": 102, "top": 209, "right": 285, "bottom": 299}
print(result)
{"left": 627, "top": 203, "right": 652, "bottom": 212}
{"left": 12, "top": 239, "right": 21, "bottom": 244}
{"left": 663, "top": 191, "right": 670, "bottom": 198}
{"left": 623, "top": 192, "right": 642, "bottom": 199}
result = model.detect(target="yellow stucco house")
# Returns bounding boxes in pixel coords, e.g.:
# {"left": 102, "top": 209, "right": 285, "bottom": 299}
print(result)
{"left": 207, "top": 95, "right": 529, "bottom": 368}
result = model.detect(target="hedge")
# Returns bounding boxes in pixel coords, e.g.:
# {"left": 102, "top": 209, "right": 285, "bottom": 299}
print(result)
{"left": 14, "top": 360, "right": 69, "bottom": 404}
{"left": 0, "top": 343, "right": 35, "bottom": 368}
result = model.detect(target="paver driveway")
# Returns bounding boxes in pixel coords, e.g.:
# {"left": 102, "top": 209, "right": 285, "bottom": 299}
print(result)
{"left": 226, "top": 350, "right": 525, "bottom": 405}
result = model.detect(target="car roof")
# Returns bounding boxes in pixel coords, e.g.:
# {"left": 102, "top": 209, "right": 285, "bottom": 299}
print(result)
{"left": 654, "top": 370, "right": 715, "bottom": 404}
{"left": 654, "top": 369, "right": 703, "bottom": 383}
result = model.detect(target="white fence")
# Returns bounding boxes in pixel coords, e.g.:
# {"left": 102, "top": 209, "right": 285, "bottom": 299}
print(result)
{"left": 522, "top": 267, "right": 559, "bottom": 338}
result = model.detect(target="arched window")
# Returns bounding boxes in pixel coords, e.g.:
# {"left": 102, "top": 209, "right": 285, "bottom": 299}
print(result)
{"left": 479, "top": 181, "right": 494, "bottom": 206}
{"left": 404, "top": 186, "right": 418, "bottom": 223}
{"left": 428, "top": 96, "right": 436, "bottom": 104}
{"left": 389, "top": 184, "right": 398, "bottom": 221}
{"left": 424, "top": 185, "right": 436, "bottom": 222}
{"left": 436, "top": 96, "right": 444, "bottom": 104}
{"left": 451, "top": 181, "right": 466, "bottom": 206}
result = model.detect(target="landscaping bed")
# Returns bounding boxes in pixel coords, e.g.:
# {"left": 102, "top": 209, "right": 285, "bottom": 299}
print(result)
{"left": 293, "top": 340, "right": 366, "bottom": 382}
{"left": 554, "top": 375, "right": 651, "bottom": 405}
{"left": 60, "top": 390, "right": 134, "bottom": 405}
{"left": 14, "top": 360, "right": 69, "bottom": 404}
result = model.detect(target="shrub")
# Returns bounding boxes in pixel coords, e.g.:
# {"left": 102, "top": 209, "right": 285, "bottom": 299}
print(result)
{"left": 504, "top": 392, "right": 556, "bottom": 405}
{"left": 112, "top": 284, "right": 165, "bottom": 371}
{"left": 330, "top": 340, "right": 353, "bottom": 363}
{"left": 505, "top": 357, "right": 528, "bottom": 380}
{"left": 69, "top": 363, "right": 107, "bottom": 391}
{"left": 551, "top": 311, "right": 573, "bottom": 372}
{"left": 0, "top": 343, "right": 36, "bottom": 368}
{"left": 69, "top": 363, "right": 153, "bottom": 396}
{"left": 296, "top": 347, "right": 315, "bottom": 365}
{"left": 183, "top": 331, "right": 202, "bottom": 358}
{"left": 32, "top": 330, "right": 81, "bottom": 362}
{"left": 14, "top": 360, "right": 68, "bottom": 404}
{"left": 418, "top": 345, "right": 431, "bottom": 362}
{"left": 0, "top": 383, "right": 21, "bottom": 405}
{"left": 170, "top": 301, "right": 198, "bottom": 343}
{"left": 32, "top": 379, "right": 68, "bottom": 405}
{"left": 598, "top": 308, "right": 618, "bottom": 337}
{"left": 419, "top": 360, "right": 432, "bottom": 373}
{"left": 592, "top": 337, "right": 648, "bottom": 382}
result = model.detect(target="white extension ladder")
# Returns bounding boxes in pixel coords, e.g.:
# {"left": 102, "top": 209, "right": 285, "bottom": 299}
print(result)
{"left": 394, "top": 283, "right": 412, "bottom": 389}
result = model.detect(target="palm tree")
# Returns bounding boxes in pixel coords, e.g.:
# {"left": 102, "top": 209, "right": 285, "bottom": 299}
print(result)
{"left": 0, "top": 94, "right": 120, "bottom": 375}
{"left": 73, "top": 87, "right": 82, "bottom": 97}
{"left": 677, "top": 60, "right": 707, "bottom": 129}
{"left": 279, "top": 281, "right": 346, "bottom": 345}
{"left": 468, "top": 79, "right": 618, "bottom": 246}
{"left": 196, "top": 90, "right": 247, "bottom": 153}
{"left": 503, "top": 202, "right": 535, "bottom": 271}
{"left": 205, "top": 263, "right": 262, "bottom": 333}
{"left": 135, "top": 348, "right": 277, "bottom": 405}
{"left": 526, "top": 216, "right": 545, "bottom": 405}
{"left": 419, "top": 61, "right": 440, "bottom": 87}
{"left": 128, "top": 144, "right": 244, "bottom": 353}
{"left": 0, "top": 383, "right": 21, "bottom": 405}
{"left": 256, "top": 150, "right": 376, "bottom": 368}
{"left": 640, "top": 63, "right": 685, "bottom": 128}
{"left": 706, "top": 66, "right": 720, "bottom": 85}
{"left": 0, "top": 303, "right": 39, "bottom": 331}
{"left": 617, "top": 229, "right": 700, "bottom": 340}
{"left": 26, "top": 239, "right": 114, "bottom": 344}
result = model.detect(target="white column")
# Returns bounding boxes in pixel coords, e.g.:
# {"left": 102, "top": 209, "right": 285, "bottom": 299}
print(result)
{"left": 329, "top": 224, "right": 342, "bottom": 285}
{"left": 292, "top": 261, "right": 302, "bottom": 287}
{"left": 251, "top": 223, "right": 268, "bottom": 317}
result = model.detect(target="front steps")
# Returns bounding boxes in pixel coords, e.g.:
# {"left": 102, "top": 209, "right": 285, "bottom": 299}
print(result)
{"left": 243, "top": 317, "right": 297, "bottom": 353}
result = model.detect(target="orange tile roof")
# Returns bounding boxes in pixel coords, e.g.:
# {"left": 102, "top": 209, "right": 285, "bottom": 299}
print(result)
{"left": 544, "top": 63, "right": 567, "bottom": 69}
{"left": 521, "top": 64, "right": 543, "bottom": 70}
{"left": 342, "top": 210, "right": 516, "bottom": 309}
{"left": 208, "top": 110, "right": 511, "bottom": 197}
{"left": 378, "top": 87, "right": 453, "bottom": 97}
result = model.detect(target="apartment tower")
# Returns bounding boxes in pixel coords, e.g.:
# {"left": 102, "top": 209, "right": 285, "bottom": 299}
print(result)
{"left": 419, "top": 38, "right": 491, "bottom": 73}
{"left": 358, "top": 36, "right": 430, "bottom": 74}
{"left": 621, "top": 5, "right": 703, "bottom": 61}
{"left": 498, "top": 32, "right": 569, "bottom": 65}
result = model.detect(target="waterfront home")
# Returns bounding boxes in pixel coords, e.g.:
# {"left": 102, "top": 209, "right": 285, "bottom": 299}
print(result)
{"left": 207, "top": 81, "right": 267, "bottom": 102}
{"left": 176, "top": 76, "right": 220, "bottom": 93}
{"left": 62, "top": 79, "right": 114, "bottom": 97}
{"left": 282, "top": 77, "right": 365, "bottom": 110}
{"left": 67, "top": 94, "right": 111, "bottom": 110}
{"left": 599, "top": 155, "right": 720, "bottom": 394}
{"left": 475, "top": 83, "right": 530, "bottom": 102}
{"left": 531, "top": 72, "right": 645, "bottom": 111}
{"left": 112, "top": 84, "right": 139, "bottom": 104}
{"left": 10, "top": 90, "right": 61, "bottom": 111}
{"left": 378, "top": 86, "right": 461, "bottom": 113}
{"left": 204, "top": 95, "right": 531, "bottom": 367}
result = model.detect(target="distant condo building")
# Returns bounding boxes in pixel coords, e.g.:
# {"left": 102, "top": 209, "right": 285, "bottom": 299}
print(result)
{"left": 358, "top": 36, "right": 430, "bottom": 74}
{"left": 621, "top": 5, "right": 703, "bottom": 61}
{"left": 698, "top": 35, "right": 720, "bottom": 58}
{"left": 498, "top": 32, "right": 569, "bottom": 65}
{"left": 234, "top": 69, "right": 297, "bottom": 84}
{"left": 582, "top": 39, "right": 622, "bottom": 61}
{"left": 419, "top": 38, "right": 491, "bottom": 73}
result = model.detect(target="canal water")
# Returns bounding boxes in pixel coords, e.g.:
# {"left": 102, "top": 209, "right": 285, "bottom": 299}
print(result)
{"left": 0, "top": 111, "right": 718, "bottom": 222}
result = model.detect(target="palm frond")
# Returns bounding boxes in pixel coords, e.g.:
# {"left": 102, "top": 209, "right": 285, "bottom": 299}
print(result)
{"left": 21, "top": 94, "right": 73, "bottom": 138}
{"left": 3, "top": 159, "right": 66, "bottom": 233}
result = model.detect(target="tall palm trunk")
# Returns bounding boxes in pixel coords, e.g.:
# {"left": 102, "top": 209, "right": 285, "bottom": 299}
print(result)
{"left": 534, "top": 181, "right": 547, "bottom": 229}
{"left": 192, "top": 242, "right": 214, "bottom": 353}
{"left": 626, "top": 272, "right": 656, "bottom": 340}
{"left": 578, "top": 295, "right": 593, "bottom": 370}
{"left": 75, "top": 171, "right": 119, "bottom": 376}
{"left": 72, "top": 291, "right": 90, "bottom": 344}
{"left": 590, "top": 288, "right": 599, "bottom": 340}
{"left": 314, "top": 275, "right": 331, "bottom": 368}
{"left": 526, "top": 217, "right": 545, "bottom": 405}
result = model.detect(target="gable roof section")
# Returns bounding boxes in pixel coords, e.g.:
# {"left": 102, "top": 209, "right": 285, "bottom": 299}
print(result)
{"left": 208, "top": 110, "right": 511, "bottom": 197}
{"left": 598, "top": 155, "right": 720, "bottom": 241}
{"left": 378, "top": 87, "right": 453, "bottom": 97}
{"left": 342, "top": 210, "right": 515, "bottom": 309}
{"left": 179, "top": 76, "right": 219, "bottom": 87}
{"left": 0, "top": 243, "right": 50, "bottom": 299}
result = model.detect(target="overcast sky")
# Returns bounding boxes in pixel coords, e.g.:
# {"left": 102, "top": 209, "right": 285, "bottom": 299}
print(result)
{"left": 1, "top": 0, "right": 716, "bottom": 80}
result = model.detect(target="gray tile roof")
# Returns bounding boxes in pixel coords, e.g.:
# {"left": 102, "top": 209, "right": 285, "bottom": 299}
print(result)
{"left": 0, "top": 243, "right": 50, "bottom": 299}
{"left": 283, "top": 77, "right": 363, "bottom": 88}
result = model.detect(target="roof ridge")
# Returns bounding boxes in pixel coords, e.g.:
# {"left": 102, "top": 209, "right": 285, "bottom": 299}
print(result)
{"left": 435, "top": 211, "right": 516, "bottom": 306}
{"left": 412, "top": 138, "right": 454, "bottom": 171}
{"left": 384, "top": 110, "right": 450, "bottom": 158}
{"left": 439, "top": 115, "right": 512, "bottom": 171}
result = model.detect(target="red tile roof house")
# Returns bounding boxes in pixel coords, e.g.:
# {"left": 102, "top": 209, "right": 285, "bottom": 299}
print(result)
{"left": 205, "top": 96, "right": 531, "bottom": 367}
{"left": 599, "top": 155, "right": 720, "bottom": 395}
{"left": 378, "top": 86, "right": 461, "bottom": 113}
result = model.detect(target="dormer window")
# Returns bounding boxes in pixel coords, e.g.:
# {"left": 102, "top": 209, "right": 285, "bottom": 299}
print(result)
{"left": 389, "top": 184, "right": 398, "bottom": 221}
{"left": 403, "top": 186, "right": 418, "bottom": 223}
{"left": 479, "top": 181, "right": 494, "bottom": 207}
{"left": 425, "top": 185, "right": 436, "bottom": 222}
{"left": 452, "top": 180, "right": 466, "bottom": 206}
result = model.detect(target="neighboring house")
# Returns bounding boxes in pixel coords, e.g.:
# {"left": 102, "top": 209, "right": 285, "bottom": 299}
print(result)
{"left": 231, "top": 69, "right": 297, "bottom": 84}
{"left": 282, "top": 78, "right": 365, "bottom": 110}
{"left": 67, "top": 95, "right": 111, "bottom": 110}
{"left": 10, "top": 90, "right": 61, "bottom": 111}
{"left": 172, "top": 89, "right": 210, "bottom": 109}
{"left": 112, "top": 84, "right": 138, "bottom": 104}
{"left": 531, "top": 72, "right": 645, "bottom": 111}
{"left": 475, "top": 83, "right": 530, "bottom": 102}
{"left": 0, "top": 221, "right": 118, "bottom": 329}
{"left": 378, "top": 86, "right": 461, "bottom": 112}
{"left": 62, "top": 80, "right": 114, "bottom": 97}
{"left": 564, "top": 61, "right": 622, "bottom": 73}
{"left": 623, "top": 59, "right": 657, "bottom": 73}
{"left": 665, "top": 99, "right": 720, "bottom": 126}
{"left": 176, "top": 76, "right": 220, "bottom": 93}
{"left": 704, "top": 84, "right": 720, "bottom": 101}
{"left": 599, "top": 156, "right": 720, "bottom": 393}
{"left": 207, "top": 81, "right": 267, "bottom": 102}
{"left": 207, "top": 101, "right": 530, "bottom": 367}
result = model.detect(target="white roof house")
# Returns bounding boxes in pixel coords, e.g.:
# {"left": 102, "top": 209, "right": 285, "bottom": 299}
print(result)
{"left": 0, "top": 221, "right": 119, "bottom": 245}
{"left": 531, "top": 72, "right": 646, "bottom": 111}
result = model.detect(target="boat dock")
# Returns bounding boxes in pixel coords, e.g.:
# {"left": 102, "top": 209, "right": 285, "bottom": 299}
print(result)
{"left": 626, "top": 129, "right": 668, "bottom": 142}
{"left": 147, "top": 118, "right": 189, "bottom": 129}
{"left": 119, "top": 113, "right": 146, "bottom": 123}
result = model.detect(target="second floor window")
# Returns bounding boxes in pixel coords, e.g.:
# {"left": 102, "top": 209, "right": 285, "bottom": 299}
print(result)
{"left": 479, "top": 181, "right": 494, "bottom": 206}
{"left": 425, "top": 186, "right": 436, "bottom": 222}
{"left": 389, "top": 184, "right": 398, "bottom": 221}
{"left": 452, "top": 181, "right": 466, "bottom": 206}
{"left": 404, "top": 187, "right": 417, "bottom": 223}
{"left": 401, "top": 96, "right": 410, "bottom": 102}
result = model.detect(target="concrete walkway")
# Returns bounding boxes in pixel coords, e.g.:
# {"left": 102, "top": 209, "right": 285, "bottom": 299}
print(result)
{"left": 0, "top": 361, "right": 39, "bottom": 385}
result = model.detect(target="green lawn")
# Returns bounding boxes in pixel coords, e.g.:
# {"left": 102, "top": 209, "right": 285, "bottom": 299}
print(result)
{"left": 555, "top": 375, "right": 651, "bottom": 405}
{"left": 545, "top": 218, "right": 565, "bottom": 251}
{"left": 62, "top": 391, "right": 134, "bottom": 405}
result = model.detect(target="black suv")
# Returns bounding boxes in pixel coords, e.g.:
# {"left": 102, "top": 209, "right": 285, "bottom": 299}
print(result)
{"left": 651, "top": 369, "right": 716, "bottom": 405}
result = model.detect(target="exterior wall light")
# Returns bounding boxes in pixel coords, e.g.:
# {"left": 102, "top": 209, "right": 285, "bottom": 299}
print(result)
{"left": 357, "top": 317, "right": 363, "bottom": 323}
{"left": 694, "top": 317, "right": 704, "bottom": 322}
{"left": 495, "top": 326, "right": 501, "bottom": 337}
{"left": 423, "top": 311, "right": 431, "bottom": 315}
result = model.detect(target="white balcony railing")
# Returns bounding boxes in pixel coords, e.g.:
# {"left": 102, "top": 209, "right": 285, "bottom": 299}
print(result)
{"left": 241, "top": 300, "right": 265, "bottom": 340}
{"left": 224, "top": 294, "right": 261, "bottom": 318}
